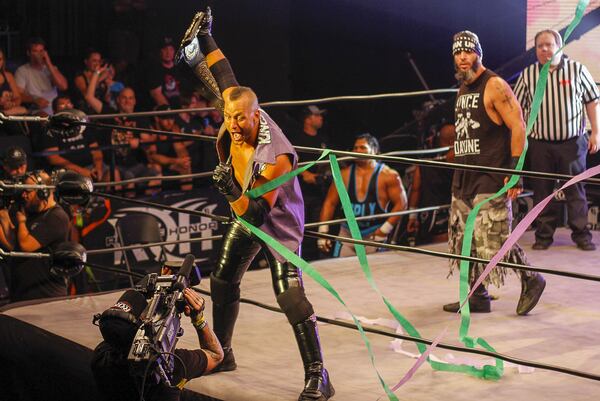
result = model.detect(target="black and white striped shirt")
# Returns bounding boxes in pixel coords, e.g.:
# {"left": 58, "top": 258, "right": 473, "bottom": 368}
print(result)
{"left": 514, "top": 57, "right": 600, "bottom": 141}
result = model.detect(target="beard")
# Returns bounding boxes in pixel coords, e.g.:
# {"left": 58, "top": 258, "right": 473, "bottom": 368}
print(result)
{"left": 454, "top": 58, "right": 481, "bottom": 83}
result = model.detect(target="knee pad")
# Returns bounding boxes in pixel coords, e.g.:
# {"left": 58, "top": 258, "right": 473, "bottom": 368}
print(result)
{"left": 276, "top": 287, "right": 314, "bottom": 325}
{"left": 210, "top": 273, "right": 240, "bottom": 305}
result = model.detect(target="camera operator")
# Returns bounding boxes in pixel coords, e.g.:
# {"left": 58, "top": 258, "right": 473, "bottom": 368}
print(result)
{"left": 0, "top": 170, "right": 70, "bottom": 301}
{"left": 91, "top": 287, "right": 224, "bottom": 401}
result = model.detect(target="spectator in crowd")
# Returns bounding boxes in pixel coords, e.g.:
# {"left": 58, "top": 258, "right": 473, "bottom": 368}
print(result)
{"left": 407, "top": 123, "right": 456, "bottom": 244}
{"left": 108, "top": 87, "right": 160, "bottom": 195}
{"left": 41, "top": 95, "right": 112, "bottom": 183}
{"left": 0, "top": 170, "right": 70, "bottom": 301}
{"left": 318, "top": 134, "right": 407, "bottom": 256}
{"left": 291, "top": 105, "right": 330, "bottom": 260}
{"left": 84, "top": 62, "right": 122, "bottom": 115}
{"left": 147, "top": 37, "right": 182, "bottom": 107}
{"left": 178, "top": 93, "right": 218, "bottom": 174}
{"left": 143, "top": 104, "right": 192, "bottom": 191}
{"left": 0, "top": 49, "right": 26, "bottom": 116}
{"left": 15, "top": 37, "right": 68, "bottom": 115}
{"left": 1, "top": 146, "right": 28, "bottom": 180}
{"left": 514, "top": 29, "right": 600, "bottom": 251}
{"left": 73, "top": 48, "right": 116, "bottom": 112}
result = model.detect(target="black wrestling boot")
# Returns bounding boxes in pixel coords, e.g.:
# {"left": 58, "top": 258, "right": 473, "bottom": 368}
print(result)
{"left": 516, "top": 272, "right": 546, "bottom": 315}
{"left": 211, "top": 300, "right": 239, "bottom": 372}
{"left": 443, "top": 283, "right": 491, "bottom": 313}
{"left": 294, "top": 318, "right": 335, "bottom": 401}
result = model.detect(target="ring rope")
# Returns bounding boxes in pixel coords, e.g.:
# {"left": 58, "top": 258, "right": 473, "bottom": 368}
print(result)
{"left": 86, "top": 235, "right": 223, "bottom": 256}
{"left": 305, "top": 230, "right": 600, "bottom": 283}
{"left": 74, "top": 119, "right": 600, "bottom": 186}
{"left": 82, "top": 88, "right": 458, "bottom": 120}
{"left": 94, "top": 191, "right": 230, "bottom": 223}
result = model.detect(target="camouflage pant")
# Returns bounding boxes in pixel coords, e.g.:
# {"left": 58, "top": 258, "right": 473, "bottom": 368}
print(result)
{"left": 448, "top": 193, "right": 533, "bottom": 288}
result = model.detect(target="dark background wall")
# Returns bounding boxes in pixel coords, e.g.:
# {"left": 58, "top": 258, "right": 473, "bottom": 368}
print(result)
{"left": 2, "top": 0, "right": 526, "bottom": 149}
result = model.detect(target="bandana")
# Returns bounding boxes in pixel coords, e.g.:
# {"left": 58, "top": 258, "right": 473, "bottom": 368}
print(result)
{"left": 452, "top": 31, "right": 482, "bottom": 57}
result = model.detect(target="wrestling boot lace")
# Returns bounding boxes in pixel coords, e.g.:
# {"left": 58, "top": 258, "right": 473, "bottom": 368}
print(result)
{"left": 443, "top": 284, "right": 491, "bottom": 313}
{"left": 516, "top": 273, "right": 546, "bottom": 315}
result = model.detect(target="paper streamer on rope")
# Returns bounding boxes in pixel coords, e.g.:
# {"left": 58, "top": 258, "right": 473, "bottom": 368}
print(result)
{"left": 393, "top": 0, "right": 590, "bottom": 390}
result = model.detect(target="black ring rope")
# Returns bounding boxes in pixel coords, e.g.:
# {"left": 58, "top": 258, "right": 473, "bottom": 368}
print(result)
{"left": 73, "top": 119, "right": 600, "bottom": 186}
{"left": 305, "top": 231, "right": 600, "bottom": 283}
{"left": 94, "top": 191, "right": 231, "bottom": 223}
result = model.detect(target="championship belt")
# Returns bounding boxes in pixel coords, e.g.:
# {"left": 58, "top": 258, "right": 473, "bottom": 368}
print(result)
{"left": 177, "top": 11, "right": 224, "bottom": 112}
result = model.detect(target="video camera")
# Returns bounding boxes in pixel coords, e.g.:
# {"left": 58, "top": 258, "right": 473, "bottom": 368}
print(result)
{"left": 0, "top": 175, "right": 25, "bottom": 209}
{"left": 94, "top": 254, "right": 201, "bottom": 387}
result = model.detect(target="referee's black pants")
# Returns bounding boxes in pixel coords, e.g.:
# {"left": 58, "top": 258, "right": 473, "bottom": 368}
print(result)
{"left": 528, "top": 135, "right": 592, "bottom": 245}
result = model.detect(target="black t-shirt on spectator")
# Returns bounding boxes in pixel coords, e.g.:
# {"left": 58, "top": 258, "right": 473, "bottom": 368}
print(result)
{"left": 10, "top": 205, "right": 70, "bottom": 302}
{"left": 289, "top": 129, "right": 330, "bottom": 194}
{"left": 91, "top": 341, "right": 208, "bottom": 401}
{"left": 109, "top": 116, "right": 152, "bottom": 168}
{"left": 147, "top": 64, "right": 182, "bottom": 107}
{"left": 179, "top": 117, "right": 218, "bottom": 173}
{"left": 41, "top": 126, "right": 98, "bottom": 167}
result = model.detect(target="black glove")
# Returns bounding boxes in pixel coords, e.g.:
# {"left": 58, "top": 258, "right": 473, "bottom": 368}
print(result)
{"left": 212, "top": 163, "right": 242, "bottom": 202}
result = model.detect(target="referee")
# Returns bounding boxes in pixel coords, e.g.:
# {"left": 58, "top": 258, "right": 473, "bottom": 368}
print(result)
{"left": 515, "top": 29, "right": 600, "bottom": 251}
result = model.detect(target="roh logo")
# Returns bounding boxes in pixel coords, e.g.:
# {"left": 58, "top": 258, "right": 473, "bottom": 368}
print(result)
{"left": 107, "top": 197, "right": 222, "bottom": 263}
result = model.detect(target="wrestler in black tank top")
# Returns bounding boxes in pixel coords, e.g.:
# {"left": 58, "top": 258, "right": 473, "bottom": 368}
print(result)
{"left": 345, "top": 162, "right": 388, "bottom": 231}
{"left": 452, "top": 69, "right": 511, "bottom": 200}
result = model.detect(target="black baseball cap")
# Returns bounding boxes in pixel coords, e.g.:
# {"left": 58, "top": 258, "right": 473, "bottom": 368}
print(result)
{"left": 2, "top": 146, "right": 27, "bottom": 170}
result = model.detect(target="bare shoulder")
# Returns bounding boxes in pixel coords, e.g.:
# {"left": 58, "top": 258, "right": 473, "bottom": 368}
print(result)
{"left": 381, "top": 164, "right": 400, "bottom": 178}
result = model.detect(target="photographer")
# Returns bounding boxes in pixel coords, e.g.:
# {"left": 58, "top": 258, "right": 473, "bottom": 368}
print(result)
{"left": 91, "top": 287, "right": 224, "bottom": 401}
{"left": 0, "top": 170, "right": 70, "bottom": 301}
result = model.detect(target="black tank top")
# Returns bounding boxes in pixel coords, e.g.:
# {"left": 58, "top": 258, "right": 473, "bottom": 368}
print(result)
{"left": 452, "top": 69, "right": 511, "bottom": 200}
{"left": 344, "top": 162, "right": 389, "bottom": 232}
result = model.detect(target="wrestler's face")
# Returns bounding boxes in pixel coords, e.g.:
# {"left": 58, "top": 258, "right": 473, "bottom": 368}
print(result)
{"left": 353, "top": 138, "right": 376, "bottom": 155}
{"left": 454, "top": 51, "right": 480, "bottom": 83}
{"left": 224, "top": 97, "right": 259, "bottom": 145}
{"left": 536, "top": 32, "right": 562, "bottom": 66}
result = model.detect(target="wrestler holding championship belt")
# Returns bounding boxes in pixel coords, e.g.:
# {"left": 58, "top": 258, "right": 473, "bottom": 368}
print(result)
{"left": 177, "top": 8, "right": 334, "bottom": 401}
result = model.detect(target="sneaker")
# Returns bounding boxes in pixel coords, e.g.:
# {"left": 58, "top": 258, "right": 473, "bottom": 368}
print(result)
{"left": 531, "top": 241, "right": 550, "bottom": 250}
{"left": 516, "top": 273, "right": 546, "bottom": 315}
{"left": 576, "top": 240, "right": 596, "bottom": 251}
{"left": 443, "top": 295, "right": 491, "bottom": 313}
